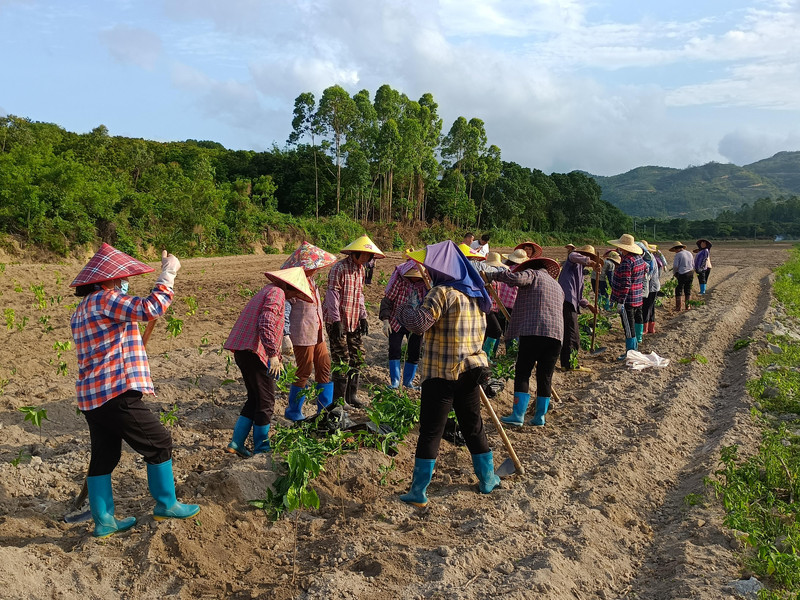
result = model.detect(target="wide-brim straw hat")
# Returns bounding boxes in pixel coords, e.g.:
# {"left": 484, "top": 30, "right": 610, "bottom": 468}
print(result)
{"left": 504, "top": 249, "right": 529, "bottom": 265}
{"left": 281, "top": 241, "right": 338, "bottom": 271}
{"left": 606, "top": 251, "right": 621, "bottom": 264}
{"left": 513, "top": 257, "right": 561, "bottom": 280}
{"left": 264, "top": 267, "right": 314, "bottom": 303}
{"left": 574, "top": 244, "right": 599, "bottom": 262}
{"left": 484, "top": 251, "right": 508, "bottom": 269}
{"left": 668, "top": 241, "right": 687, "bottom": 252}
{"left": 514, "top": 241, "right": 543, "bottom": 258}
{"left": 696, "top": 239, "right": 713, "bottom": 249}
{"left": 341, "top": 235, "right": 385, "bottom": 258}
{"left": 607, "top": 234, "right": 643, "bottom": 255}
{"left": 638, "top": 239, "right": 656, "bottom": 252}
{"left": 70, "top": 243, "right": 155, "bottom": 287}
{"left": 458, "top": 243, "right": 485, "bottom": 260}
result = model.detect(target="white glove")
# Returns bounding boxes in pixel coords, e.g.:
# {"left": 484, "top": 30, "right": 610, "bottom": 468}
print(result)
{"left": 281, "top": 335, "right": 294, "bottom": 356}
{"left": 381, "top": 320, "right": 391, "bottom": 338}
{"left": 267, "top": 356, "right": 284, "bottom": 378}
{"left": 155, "top": 250, "right": 181, "bottom": 290}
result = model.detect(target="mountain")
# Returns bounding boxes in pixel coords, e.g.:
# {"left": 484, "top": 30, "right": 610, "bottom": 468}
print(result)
{"left": 591, "top": 151, "right": 800, "bottom": 218}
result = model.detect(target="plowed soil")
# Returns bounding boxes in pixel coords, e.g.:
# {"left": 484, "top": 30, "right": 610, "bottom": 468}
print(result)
{"left": 0, "top": 242, "right": 789, "bottom": 599}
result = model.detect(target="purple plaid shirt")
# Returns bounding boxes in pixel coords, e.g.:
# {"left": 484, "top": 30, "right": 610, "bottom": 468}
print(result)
{"left": 322, "top": 257, "right": 367, "bottom": 333}
{"left": 490, "top": 269, "right": 564, "bottom": 342}
{"left": 225, "top": 284, "right": 286, "bottom": 367}
{"left": 380, "top": 276, "right": 427, "bottom": 332}
{"left": 611, "top": 254, "right": 647, "bottom": 307}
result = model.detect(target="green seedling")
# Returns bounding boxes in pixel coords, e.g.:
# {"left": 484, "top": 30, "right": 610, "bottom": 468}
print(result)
{"left": 165, "top": 315, "right": 184, "bottom": 337}
{"left": 4, "top": 308, "right": 15, "bottom": 330}
{"left": 225, "top": 353, "right": 233, "bottom": 375}
{"left": 184, "top": 295, "right": 198, "bottom": 316}
{"left": 678, "top": 354, "right": 708, "bottom": 365}
{"left": 733, "top": 337, "right": 755, "bottom": 351}
{"left": 0, "top": 376, "right": 9, "bottom": 395}
{"left": 10, "top": 448, "right": 30, "bottom": 468}
{"left": 159, "top": 404, "right": 179, "bottom": 427}
{"left": 19, "top": 406, "right": 48, "bottom": 442}
{"left": 16, "top": 316, "right": 28, "bottom": 331}
{"left": 13, "top": 280, "right": 22, "bottom": 293}
{"left": 0, "top": 263, "right": 5, "bottom": 274}
{"left": 30, "top": 283, "right": 46, "bottom": 310}
{"left": 683, "top": 492, "right": 704, "bottom": 507}
{"left": 378, "top": 459, "right": 396, "bottom": 486}
{"left": 377, "top": 270, "right": 389, "bottom": 286}
{"left": 276, "top": 363, "right": 299, "bottom": 394}
{"left": 199, "top": 332, "right": 210, "bottom": 355}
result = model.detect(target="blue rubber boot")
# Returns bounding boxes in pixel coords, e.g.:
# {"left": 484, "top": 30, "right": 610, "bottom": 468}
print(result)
{"left": 284, "top": 384, "right": 306, "bottom": 422}
{"left": 482, "top": 337, "right": 498, "bottom": 358}
{"left": 252, "top": 424, "right": 271, "bottom": 454}
{"left": 146, "top": 459, "right": 200, "bottom": 521}
{"left": 86, "top": 474, "right": 136, "bottom": 538}
{"left": 402, "top": 362, "right": 419, "bottom": 390}
{"left": 700, "top": 283, "right": 706, "bottom": 294}
{"left": 388, "top": 360, "right": 401, "bottom": 389}
{"left": 399, "top": 458, "right": 435, "bottom": 507}
{"left": 471, "top": 451, "right": 501, "bottom": 494}
{"left": 226, "top": 415, "right": 253, "bottom": 457}
{"left": 635, "top": 323, "right": 644, "bottom": 344}
{"left": 617, "top": 337, "right": 637, "bottom": 361}
{"left": 500, "top": 392, "right": 530, "bottom": 426}
{"left": 528, "top": 396, "right": 550, "bottom": 426}
{"left": 492, "top": 338, "right": 500, "bottom": 356}
{"left": 316, "top": 382, "right": 334, "bottom": 414}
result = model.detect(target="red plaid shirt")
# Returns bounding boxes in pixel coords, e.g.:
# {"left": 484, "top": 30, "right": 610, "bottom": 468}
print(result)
{"left": 71, "top": 285, "right": 173, "bottom": 411}
{"left": 493, "top": 281, "right": 517, "bottom": 312}
{"left": 225, "top": 284, "right": 286, "bottom": 368}
{"left": 323, "top": 257, "right": 367, "bottom": 333}
{"left": 381, "top": 277, "right": 427, "bottom": 332}
{"left": 611, "top": 254, "right": 647, "bottom": 307}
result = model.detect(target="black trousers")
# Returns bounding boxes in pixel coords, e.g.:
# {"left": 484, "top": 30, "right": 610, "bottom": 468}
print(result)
{"left": 388, "top": 327, "right": 422, "bottom": 363}
{"left": 642, "top": 291, "right": 657, "bottom": 324}
{"left": 676, "top": 272, "right": 693, "bottom": 297}
{"left": 514, "top": 335, "right": 561, "bottom": 397}
{"left": 560, "top": 302, "right": 580, "bottom": 368}
{"left": 697, "top": 268, "right": 711, "bottom": 285}
{"left": 234, "top": 350, "right": 276, "bottom": 426}
{"left": 416, "top": 368, "right": 491, "bottom": 460}
{"left": 83, "top": 390, "right": 172, "bottom": 476}
{"left": 618, "top": 304, "right": 642, "bottom": 338}
{"left": 485, "top": 312, "right": 503, "bottom": 340}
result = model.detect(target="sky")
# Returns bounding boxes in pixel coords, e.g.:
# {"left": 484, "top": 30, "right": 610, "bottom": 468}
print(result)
{"left": 1, "top": 0, "right": 799, "bottom": 176}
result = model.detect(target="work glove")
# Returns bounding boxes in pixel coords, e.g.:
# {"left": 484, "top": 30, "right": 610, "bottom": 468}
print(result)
{"left": 359, "top": 318, "right": 369, "bottom": 336}
{"left": 155, "top": 250, "right": 181, "bottom": 290}
{"left": 329, "top": 321, "right": 344, "bottom": 339}
{"left": 281, "top": 335, "right": 294, "bottom": 356}
{"left": 381, "top": 320, "right": 391, "bottom": 338}
{"left": 267, "top": 356, "right": 284, "bottom": 378}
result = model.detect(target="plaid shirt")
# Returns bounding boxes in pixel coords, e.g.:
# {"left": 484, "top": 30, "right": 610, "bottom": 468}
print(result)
{"left": 225, "top": 284, "right": 286, "bottom": 368}
{"left": 611, "top": 254, "right": 647, "bottom": 307}
{"left": 323, "top": 257, "right": 367, "bottom": 333}
{"left": 380, "top": 277, "right": 427, "bottom": 332}
{"left": 491, "top": 269, "right": 564, "bottom": 342}
{"left": 495, "top": 281, "right": 518, "bottom": 310}
{"left": 398, "top": 286, "right": 488, "bottom": 382}
{"left": 285, "top": 279, "right": 324, "bottom": 346}
{"left": 71, "top": 285, "right": 173, "bottom": 411}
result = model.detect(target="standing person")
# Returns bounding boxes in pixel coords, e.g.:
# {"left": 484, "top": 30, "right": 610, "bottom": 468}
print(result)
{"left": 323, "top": 235, "right": 385, "bottom": 408}
{"left": 695, "top": 239, "right": 712, "bottom": 294}
{"left": 281, "top": 242, "right": 338, "bottom": 421}
{"left": 471, "top": 233, "right": 491, "bottom": 257}
{"left": 608, "top": 234, "right": 647, "bottom": 358}
{"left": 70, "top": 244, "right": 199, "bottom": 538}
{"left": 482, "top": 252, "right": 509, "bottom": 358}
{"left": 380, "top": 260, "right": 427, "bottom": 389}
{"left": 364, "top": 255, "right": 376, "bottom": 285}
{"left": 515, "top": 241, "right": 543, "bottom": 259}
{"left": 669, "top": 241, "right": 695, "bottom": 311}
{"left": 651, "top": 245, "right": 668, "bottom": 284}
{"left": 498, "top": 249, "right": 529, "bottom": 351}
{"left": 598, "top": 250, "right": 621, "bottom": 310}
{"left": 637, "top": 241, "right": 660, "bottom": 336}
{"left": 557, "top": 245, "right": 602, "bottom": 372}
{"left": 225, "top": 267, "right": 314, "bottom": 456}
{"left": 397, "top": 241, "right": 500, "bottom": 506}
{"left": 484, "top": 257, "right": 564, "bottom": 427}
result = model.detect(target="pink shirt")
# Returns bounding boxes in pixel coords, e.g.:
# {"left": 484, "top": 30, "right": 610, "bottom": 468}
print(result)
{"left": 287, "top": 279, "right": 324, "bottom": 346}
{"left": 224, "top": 284, "right": 285, "bottom": 367}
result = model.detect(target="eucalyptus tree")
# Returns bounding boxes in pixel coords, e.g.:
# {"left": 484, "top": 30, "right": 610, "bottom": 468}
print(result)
{"left": 316, "top": 85, "right": 358, "bottom": 214}
{"left": 287, "top": 92, "right": 322, "bottom": 217}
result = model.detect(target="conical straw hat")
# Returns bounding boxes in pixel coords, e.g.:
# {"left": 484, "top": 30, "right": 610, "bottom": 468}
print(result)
{"left": 513, "top": 257, "right": 561, "bottom": 280}
{"left": 505, "top": 249, "right": 529, "bottom": 264}
{"left": 264, "top": 267, "right": 314, "bottom": 303}
{"left": 514, "top": 241, "right": 543, "bottom": 258}
{"left": 607, "top": 234, "right": 643, "bottom": 254}
{"left": 668, "top": 241, "right": 687, "bottom": 252}
{"left": 606, "top": 251, "right": 621, "bottom": 264}
{"left": 70, "top": 243, "right": 155, "bottom": 287}
{"left": 458, "top": 243, "right": 485, "bottom": 260}
{"left": 484, "top": 252, "right": 508, "bottom": 269}
{"left": 341, "top": 235, "right": 385, "bottom": 258}
{"left": 281, "top": 241, "right": 338, "bottom": 271}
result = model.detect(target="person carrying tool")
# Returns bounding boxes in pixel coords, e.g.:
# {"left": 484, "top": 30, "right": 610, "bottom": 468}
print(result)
{"left": 397, "top": 241, "right": 500, "bottom": 507}
{"left": 484, "top": 256, "right": 564, "bottom": 427}
{"left": 608, "top": 234, "right": 647, "bottom": 357}
{"left": 69, "top": 244, "right": 199, "bottom": 538}
{"left": 281, "top": 242, "right": 338, "bottom": 421}
{"left": 669, "top": 241, "right": 695, "bottom": 311}
{"left": 323, "top": 235, "right": 385, "bottom": 408}
{"left": 497, "top": 249, "right": 529, "bottom": 351}
{"left": 482, "top": 252, "right": 509, "bottom": 358}
{"left": 557, "top": 245, "right": 602, "bottom": 372}
{"left": 637, "top": 240, "right": 660, "bottom": 336}
{"left": 380, "top": 260, "right": 427, "bottom": 389}
{"left": 695, "top": 239, "right": 712, "bottom": 294}
{"left": 598, "top": 250, "right": 621, "bottom": 310}
{"left": 225, "top": 267, "right": 314, "bottom": 456}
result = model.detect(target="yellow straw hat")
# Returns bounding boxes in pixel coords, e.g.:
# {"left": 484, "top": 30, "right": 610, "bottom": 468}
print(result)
{"left": 484, "top": 252, "right": 508, "bottom": 269}
{"left": 458, "top": 243, "right": 485, "bottom": 260}
{"left": 607, "top": 233, "right": 643, "bottom": 255}
{"left": 668, "top": 241, "right": 687, "bottom": 252}
{"left": 264, "top": 267, "right": 314, "bottom": 303}
{"left": 575, "top": 244, "right": 599, "bottom": 261}
{"left": 606, "top": 251, "right": 621, "bottom": 264}
{"left": 341, "top": 235, "right": 385, "bottom": 258}
{"left": 504, "top": 249, "right": 529, "bottom": 265}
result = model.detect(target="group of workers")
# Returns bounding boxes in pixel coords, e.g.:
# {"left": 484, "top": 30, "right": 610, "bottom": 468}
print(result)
{"left": 67, "top": 233, "right": 712, "bottom": 536}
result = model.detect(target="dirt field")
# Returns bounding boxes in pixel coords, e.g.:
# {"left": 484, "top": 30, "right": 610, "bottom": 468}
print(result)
{"left": 0, "top": 242, "right": 789, "bottom": 599}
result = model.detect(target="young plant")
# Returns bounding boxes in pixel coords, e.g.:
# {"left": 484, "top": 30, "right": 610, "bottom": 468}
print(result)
{"left": 184, "top": 295, "right": 198, "bottom": 316}
{"left": 15, "top": 316, "right": 28, "bottom": 331}
{"left": 678, "top": 354, "right": 708, "bottom": 365}
{"left": 53, "top": 340, "right": 71, "bottom": 376}
{"left": 30, "top": 283, "right": 46, "bottom": 310}
{"left": 733, "top": 337, "right": 755, "bottom": 351}
{"left": 165, "top": 315, "right": 184, "bottom": 337}
{"left": 4, "top": 308, "right": 15, "bottom": 330}
{"left": 0, "top": 376, "right": 9, "bottom": 395}
{"left": 10, "top": 448, "right": 30, "bottom": 468}
{"left": 19, "top": 406, "right": 49, "bottom": 442}
{"left": 159, "top": 404, "right": 179, "bottom": 427}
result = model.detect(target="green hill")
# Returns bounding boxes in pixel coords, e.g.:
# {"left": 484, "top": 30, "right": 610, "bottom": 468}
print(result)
{"left": 592, "top": 151, "right": 800, "bottom": 218}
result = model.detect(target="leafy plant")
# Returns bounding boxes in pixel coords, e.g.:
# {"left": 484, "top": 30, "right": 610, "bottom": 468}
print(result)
{"left": 660, "top": 278, "right": 677, "bottom": 298}
{"left": 184, "top": 295, "right": 198, "bottom": 316}
{"left": 378, "top": 459, "right": 396, "bottom": 486}
{"left": 13, "top": 280, "right": 22, "bottom": 293}
{"left": 4, "top": 308, "right": 15, "bottom": 330}
{"left": 366, "top": 386, "right": 420, "bottom": 438}
{"left": 159, "top": 404, "right": 179, "bottom": 427}
{"left": 30, "top": 283, "right": 46, "bottom": 310}
{"left": 0, "top": 376, "right": 8, "bottom": 395}
{"left": 377, "top": 270, "right": 389, "bottom": 286}
{"left": 734, "top": 337, "right": 756, "bottom": 351}
{"left": 165, "top": 314, "right": 184, "bottom": 337}
{"left": 678, "top": 354, "right": 708, "bottom": 365}
{"left": 19, "top": 406, "right": 49, "bottom": 441}
{"left": 10, "top": 448, "right": 30, "bottom": 468}
{"left": 15, "top": 315, "right": 28, "bottom": 331}
{"left": 0, "top": 263, "right": 5, "bottom": 274}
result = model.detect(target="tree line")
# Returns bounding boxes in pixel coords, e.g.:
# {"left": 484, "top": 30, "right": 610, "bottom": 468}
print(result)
{"left": 0, "top": 85, "right": 631, "bottom": 257}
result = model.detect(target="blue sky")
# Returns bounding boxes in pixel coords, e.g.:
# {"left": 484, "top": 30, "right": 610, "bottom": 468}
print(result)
{"left": 1, "top": 0, "right": 798, "bottom": 176}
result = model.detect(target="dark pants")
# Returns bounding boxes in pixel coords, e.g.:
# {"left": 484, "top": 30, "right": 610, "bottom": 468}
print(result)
{"left": 697, "top": 268, "right": 711, "bottom": 285}
{"left": 416, "top": 368, "right": 491, "bottom": 460}
{"left": 514, "top": 335, "right": 561, "bottom": 397}
{"left": 619, "top": 304, "right": 642, "bottom": 338}
{"left": 83, "top": 390, "right": 172, "bottom": 476}
{"left": 642, "top": 291, "right": 657, "bottom": 324}
{"left": 326, "top": 324, "right": 364, "bottom": 402}
{"left": 388, "top": 327, "right": 422, "bottom": 363}
{"left": 676, "top": 272, "right": 693, "bottom": 297}
{"left": 234, "top": 350, "right": 276, "bottom": 426}
{"left": 485, "top": 312, "right": 503, "bottom": 340}
{"left": 560, "top": 302, "right": 580, "bottom": 368}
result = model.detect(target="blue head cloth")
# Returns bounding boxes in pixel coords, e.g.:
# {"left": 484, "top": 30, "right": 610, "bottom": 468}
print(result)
{"left": 420, "top": 241, "right": 492, "bottom": 313}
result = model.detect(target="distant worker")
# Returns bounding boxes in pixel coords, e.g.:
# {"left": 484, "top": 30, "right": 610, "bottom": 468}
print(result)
{"left": 598, "top": 250, "right": 621, "bottom": 310}
{"left": 637, "top": 241, "right": 660, "bottom": 338}
{"left": 669, "top": 241, "right": 695, "bottom": 311}
{"left": 515, "top": 241, "right": 543, "bottom": 259}
{"left": 608, "top": 234, "right": 647, "bottom": 358}
{"left": 695, "top": 239, "right": 712, "bottom": 295}
{"left": 557, "top": 245, "right": 602, "bottom": 372}
{"left": 471, "top": 233, "right": 491, "bottom": 257}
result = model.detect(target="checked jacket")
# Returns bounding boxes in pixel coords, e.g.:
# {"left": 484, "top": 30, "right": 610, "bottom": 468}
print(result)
{"left": 610, "top": 254, "right": 648, "bottom": 307}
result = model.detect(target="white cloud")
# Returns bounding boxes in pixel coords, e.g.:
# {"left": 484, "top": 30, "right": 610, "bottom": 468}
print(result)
{"left": 99, "top": 25, "right": 162, "bottom": 70}
{"left": 719, "top": 129, "right": 800, "bottom": 165}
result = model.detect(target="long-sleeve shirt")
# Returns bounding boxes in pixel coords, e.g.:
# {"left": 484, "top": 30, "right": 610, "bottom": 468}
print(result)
{"left": 489, "top": 269, "right": 564, "bottom": 342}
{"left": 322, "top": 257, "right": 366, "bottom": 333}
{"left": 694, "top": 248, "right": 710, "bottom": 272}
{"left": 225, "top": 284, "right": 285, "bottom": 368}
{"left": 71, "top": 284, "right": 173, "bottom": 411}
{"left": 379, "top": 276, "right": 427, "bottom": 332}
{"left": 285, "top": 278, "right": 324, "bottom": 347}
{"left": 558, "top": 252, "right": 592, "bottom": 312}
{"left": 494, "top": 281, "right": 518, "bottom": 311}
{"left": 398, "top": 286, "right": 488, "bottom": 381}
{"left": 673, "top": 249, "right": 695, "bottom": 275}
{"left": 599, "top": 259, "right": 616, "bottom": 284}
{"left": 610, "top": 254, "right": 647, "bottom": 307}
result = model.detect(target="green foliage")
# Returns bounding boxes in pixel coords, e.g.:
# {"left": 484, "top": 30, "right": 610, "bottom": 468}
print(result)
{"left": 183, "top": 295, "right": 198, "bottom": 316}
{"left": 30, "top": 283, "right": 46, "bottom": 310}
{"left": 4, "top": 308, "right": 15, "bottom": 330}
{"left": 165, "top": 314, "right": 184, "bottom": 337}
{"left": 491, "top": 343, "right": 518, "bottom": 381}
{"left": 19, "top": 406, "right": 48, "bottom": 441}
{"left": 366, "top": 386, "right": 420, "bottom": 438}
{"left": 734, "top": 337, "right": 756, "bottom": 351}
{"left": 683, "top": 492, "right": 705, "bottom": 507}
{"left": 578, "top": 312, "right": 611, "bottom": 351}
{"left": 159, "top": 404, "right": 179, "bottom": 427}
{"left": 660, "top": 278, "right": 678, "bottom": 298}
{"left": 10, "top": 448, "right": 30, "bottom": 468}
{"left": 15, "top": 315, "right": 28, "bottom": 331}
{"left": 678, "top": 354, "right": 708, "bottom": 365}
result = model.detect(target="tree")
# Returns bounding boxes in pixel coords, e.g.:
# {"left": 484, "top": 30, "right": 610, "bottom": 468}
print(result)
{"left": 287, "top": 92, "right": 322, "bottom": 217}
{"left": 316, "top": 86, "right": 358, "bottom": 214}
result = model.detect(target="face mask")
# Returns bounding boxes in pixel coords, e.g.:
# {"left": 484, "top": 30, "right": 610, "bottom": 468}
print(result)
{"left": 118, "top": 279, "right": 129, "bottom": 294}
